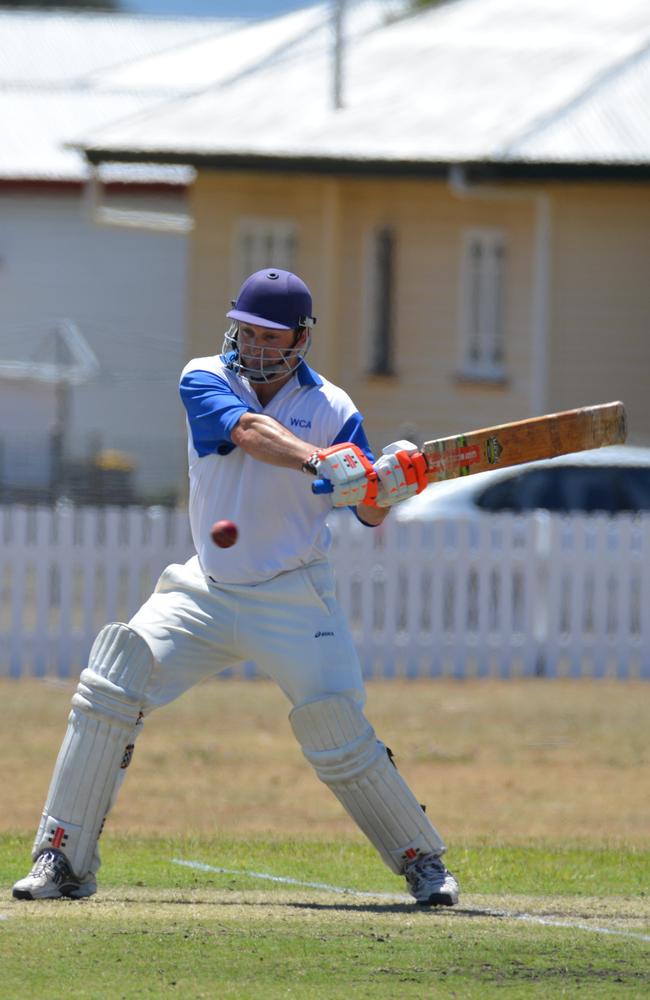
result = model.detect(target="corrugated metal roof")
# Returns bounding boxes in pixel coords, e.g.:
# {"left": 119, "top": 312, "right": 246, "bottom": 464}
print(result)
{"left": 78, "top": 0, "right": 650, "bottom": 170}
{"left": 0, "top": 8, "right": 237, "bottom": 180}
{"left": 1, "top": 3, "right": 402, "bottom": 181}
{"left": 88, "top": 7, "right": 330, "bottom": 97}
{"left": 505, "top": 42, "right": 650, "bottom": 163}
{"left": 0, "top": 91, "right": 157, "bottom": 181}
{"left": 0, "top": 12, "right": 235, "bottom": 86}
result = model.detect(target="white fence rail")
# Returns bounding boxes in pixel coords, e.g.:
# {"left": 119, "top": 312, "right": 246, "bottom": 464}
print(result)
{"left": 1, "top": 504, "right": 649, "bottom": 680}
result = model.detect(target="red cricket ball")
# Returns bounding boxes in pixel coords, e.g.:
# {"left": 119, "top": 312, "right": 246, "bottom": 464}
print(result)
{"left": 210, "top": 519, "right": 239, "bottom": 548}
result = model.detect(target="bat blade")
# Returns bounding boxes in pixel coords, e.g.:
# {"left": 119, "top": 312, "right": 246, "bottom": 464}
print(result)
{"left": 422, "top": 401, "right": 627, "bottom": 483}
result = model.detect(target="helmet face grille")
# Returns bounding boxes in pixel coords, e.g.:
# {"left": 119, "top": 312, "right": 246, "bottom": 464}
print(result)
{"left": 226, "top": 269, "right": 315, "bottom": 331}
{"left": 222, "top": 322, "right": 312, "bottom": 384}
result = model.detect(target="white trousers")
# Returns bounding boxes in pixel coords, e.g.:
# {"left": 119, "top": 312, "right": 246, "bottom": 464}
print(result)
{"left": 129, "top": 556, "right": 366, "bottom": 713}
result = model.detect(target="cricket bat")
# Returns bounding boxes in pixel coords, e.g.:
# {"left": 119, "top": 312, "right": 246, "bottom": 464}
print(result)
{"left": 311, "top": 401, "right": 627, "bottom": 496}
{"left": 420, "top": 401, "right": 626, "bottom": 483}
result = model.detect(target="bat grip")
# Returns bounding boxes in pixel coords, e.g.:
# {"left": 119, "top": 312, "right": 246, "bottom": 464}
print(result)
{"left": 311, "top": 478, "right": 333, "bottom": 495}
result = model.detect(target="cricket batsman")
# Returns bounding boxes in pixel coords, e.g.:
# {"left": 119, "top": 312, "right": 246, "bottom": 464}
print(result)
{"left": 13, "top": 268, "right": 459, "bottom": 907}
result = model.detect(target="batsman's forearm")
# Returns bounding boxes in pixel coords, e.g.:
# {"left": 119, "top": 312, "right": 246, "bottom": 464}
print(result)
{"left": 356, "top": 502, "right": 390, "bottom": 526}
{"left": 231, "top": 411, "right": 315, "bottom": 470}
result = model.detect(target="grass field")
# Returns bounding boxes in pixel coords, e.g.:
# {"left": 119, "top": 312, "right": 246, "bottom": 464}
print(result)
{"left": 1, "top": 678, "right": 649, "bottom": 998}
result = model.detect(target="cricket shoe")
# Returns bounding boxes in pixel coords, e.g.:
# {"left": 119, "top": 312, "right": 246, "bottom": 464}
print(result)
{"left": 404, "top": 853, "right": 459, "bottom": 906}
{"left": 12, "top": 849, "right": 96, "bottom": 900}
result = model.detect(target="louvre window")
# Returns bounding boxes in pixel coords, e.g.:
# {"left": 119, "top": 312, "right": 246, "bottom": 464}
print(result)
{"left": 236, "top": 219, "right": 297, "bottom": 286}
{"left": 459, "top": 228, "right": 506, "bottom": 378}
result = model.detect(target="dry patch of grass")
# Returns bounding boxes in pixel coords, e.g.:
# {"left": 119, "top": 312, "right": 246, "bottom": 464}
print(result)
{"left": 9, "top": 887, "right": 650, "bottom": 931}
{"left": 2, "top": 677, "right": 649, "bottom": 845}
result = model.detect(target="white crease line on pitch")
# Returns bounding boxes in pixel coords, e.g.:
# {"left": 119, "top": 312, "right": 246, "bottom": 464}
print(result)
{"left": 480, "top": 909, "right": 650, "bottom": 942}
{"left": 171, "top": 859, "right": 650, "bottom": 943}
{"left": 172, "top": 858, "right": 408, "bottom": 901}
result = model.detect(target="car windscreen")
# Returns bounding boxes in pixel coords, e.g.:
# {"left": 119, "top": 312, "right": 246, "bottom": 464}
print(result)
{"left": 475, "top": 465, "right": 650, "bottom": 514}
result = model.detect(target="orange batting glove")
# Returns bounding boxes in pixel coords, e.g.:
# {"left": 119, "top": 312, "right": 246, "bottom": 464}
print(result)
{"left": 307, "top": 443, "right": 379, "bottom": 507}
{"left": 373, "top": 440, "right": 428, "bottom": 507}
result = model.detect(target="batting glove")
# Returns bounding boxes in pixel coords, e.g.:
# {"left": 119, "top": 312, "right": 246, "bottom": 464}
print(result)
{"left": 373, "top": 440, "right": 428, "bottom": 507}
{"left": 306, "top": 443, "right": 378, "bottom": 507}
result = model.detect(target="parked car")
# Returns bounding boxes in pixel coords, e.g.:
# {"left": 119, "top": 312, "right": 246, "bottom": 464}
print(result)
{"left": 395, "top": 445, "right": 650, "bottom": 520}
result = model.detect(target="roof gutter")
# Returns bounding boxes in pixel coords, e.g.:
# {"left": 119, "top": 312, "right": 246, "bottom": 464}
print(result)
{"left": 82, "top": 147, "right": 650, "bottom": 181}
{"left": 448, "top": 164, "right": 551, "bottom": 417}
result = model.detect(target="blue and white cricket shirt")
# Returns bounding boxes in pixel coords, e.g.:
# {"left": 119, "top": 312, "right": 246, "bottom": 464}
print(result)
{"left": 180, "top": 355, "right": 375, "bottom": 584}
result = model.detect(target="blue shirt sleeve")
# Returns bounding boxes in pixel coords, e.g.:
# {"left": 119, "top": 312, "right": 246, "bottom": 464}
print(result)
{"left": 330, "top": 412, "right": 376, "bottom": 463}
{"left": 179, "top": 369, "right": 252, "bottom": 457}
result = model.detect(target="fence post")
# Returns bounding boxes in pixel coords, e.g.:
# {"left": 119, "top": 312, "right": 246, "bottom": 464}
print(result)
{"left": 8, "top": 507, "right": 28, "bottom": 678}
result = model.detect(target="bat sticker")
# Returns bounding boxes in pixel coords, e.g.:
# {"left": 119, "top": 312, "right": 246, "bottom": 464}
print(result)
{"left": 485, "top": 436, "right": 503, "bottom": 464}
{"left": 415, "top": 401, "right": 625, "bottom": 489}
{"left": 426, "top": 442, "right": 482, "bottom": 477}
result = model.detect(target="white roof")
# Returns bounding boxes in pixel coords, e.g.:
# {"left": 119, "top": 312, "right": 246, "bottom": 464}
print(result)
{"left": 78, "top": 0, "right": 650, "bottom": 170}
{"left": 0, "top": 90, "right": 166, "bottom": 182}
{"left": 1, "top": 3, "right": 397, "bottom": 182}
{"left": 0, "top": 8, "right": 233, "bottom": 181}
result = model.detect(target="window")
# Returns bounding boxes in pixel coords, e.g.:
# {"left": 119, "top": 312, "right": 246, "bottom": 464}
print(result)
{"left": 365, "top": 226, "right": 396, "bottom": 376}
{"left": 459, "top": 228, "right": 506, "bottom": 379}
{"left": 476, "top": 465, "right": 650, "bottom": 515}
{"left": 235, "top": 218, "right": 297, "bottom": 288}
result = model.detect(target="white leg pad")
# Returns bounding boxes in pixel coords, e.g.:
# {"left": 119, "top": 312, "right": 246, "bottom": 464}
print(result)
{"left": 33, "top": 623, "right": 152, "bottom": 878}
{"left": 289, "top": 695, "right": 446, "bottom": 874}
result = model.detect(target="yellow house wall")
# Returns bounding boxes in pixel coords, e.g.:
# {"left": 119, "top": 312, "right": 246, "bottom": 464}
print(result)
{"left": 189, "top": 171, "right": 536, "bottom": 455}
{"left": 188, "top": 172, "right": 334, "bottom": 368}
{"left": 189, "top": 171, "right": 650, "bottom": 457}
{"left": 548, "top": 183, "right": 650, "bottom": 444}
{"left": 332, "top": 177, "right": 536, "bottom": 451}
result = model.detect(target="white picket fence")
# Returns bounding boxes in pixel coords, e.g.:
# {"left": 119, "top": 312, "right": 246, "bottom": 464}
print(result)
{"left": 1, "top": 503, "right": 649, "bottom": 680}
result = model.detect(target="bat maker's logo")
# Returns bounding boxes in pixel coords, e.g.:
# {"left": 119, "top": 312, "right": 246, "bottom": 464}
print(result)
{"left": 47, "top": 824, "right": 69, "bottom": 849}
{"left": 486, "top": 436, "right": 503, "bottom": 464}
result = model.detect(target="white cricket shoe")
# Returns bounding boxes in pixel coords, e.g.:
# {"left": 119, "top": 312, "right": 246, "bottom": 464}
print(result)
{"left": 404, "top": 853, "right": 459, "bottom": 906}
{"left": 12, "top": 849, "right": 97, "bottom": 900}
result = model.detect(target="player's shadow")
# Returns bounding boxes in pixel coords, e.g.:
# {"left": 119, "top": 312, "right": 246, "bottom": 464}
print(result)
{"left": 114, "top": 894, "right": 499, "bottom": 918}
{"left": 284, "top": 901, "right": 504, "bottom": 918}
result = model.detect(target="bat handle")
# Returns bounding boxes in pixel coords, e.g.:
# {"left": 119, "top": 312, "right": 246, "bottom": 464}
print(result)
{"left": 311, "top": 478, "right": 333, "bottom": 495}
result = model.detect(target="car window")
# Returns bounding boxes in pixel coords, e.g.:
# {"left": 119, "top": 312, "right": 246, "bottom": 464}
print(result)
{"left": 476, "top": 466, "right": 650, "bottom": 513}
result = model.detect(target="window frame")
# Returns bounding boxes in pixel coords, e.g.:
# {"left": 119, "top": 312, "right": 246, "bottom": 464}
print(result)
{"left": 233, "top": 217, "right": 298, "bottom": 291}
{"left": 362, "top": 224, "right": 397, "bottom": 377}
{"left": 458, "top": 227, "right": 507, "bottom": 381}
